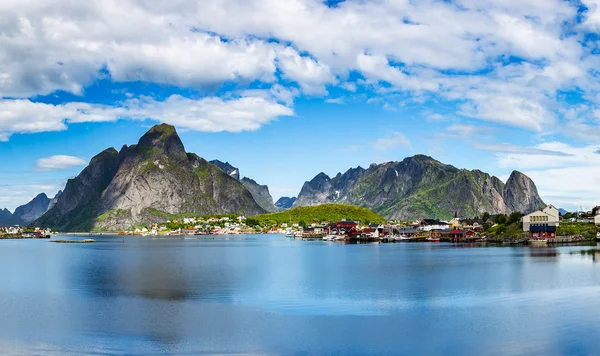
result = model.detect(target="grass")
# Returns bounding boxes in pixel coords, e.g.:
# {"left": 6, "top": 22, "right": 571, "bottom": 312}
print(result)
{"left": 557, "top": 222, "right": 599, "bottom": 240}
{"left": 249, "top": 204, "right": 385, "bottom": 226}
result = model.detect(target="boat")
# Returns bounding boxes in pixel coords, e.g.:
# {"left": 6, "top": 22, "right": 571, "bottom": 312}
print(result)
{"left": 394, "top": 235, "right": 412, "bottom": 242}
{"left": 334, "top": 235, "right": 346, "bottom": 241}
{"left": 323, "top": 235, "right": 337, "bottom": 241}
{"left": 426, "top": 237, "right": 440, "bottom": 242}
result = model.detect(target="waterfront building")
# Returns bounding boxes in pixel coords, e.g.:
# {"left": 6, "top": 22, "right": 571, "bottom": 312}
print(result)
{"left": 521, "top": 205, "right": 560, "bottom": 232}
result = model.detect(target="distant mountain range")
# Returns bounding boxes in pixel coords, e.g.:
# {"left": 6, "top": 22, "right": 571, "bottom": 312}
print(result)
{"left": 293, "top": 155, "right": 545, "bottom": 220}
{"left": 0, "top": 191, "right": 61, "bottom": 227}
{"left": 5, "top": 127, "right": 546, "bottom": 230}
{"left": 275, "top": 197, "right": 296, "bottom": 210}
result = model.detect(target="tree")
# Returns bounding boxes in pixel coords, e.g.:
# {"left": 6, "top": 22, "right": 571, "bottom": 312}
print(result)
{"left": 299, "top": 220, "right": 307, "bottom": 228}
{"left": 494, "top": 214, "right": 507, "bottom": 225}
{"left": 482, "top": 212, "right": 490, "bottom": 222}
{"left": 508, "top": 212, "right": 524, "bottom": 225}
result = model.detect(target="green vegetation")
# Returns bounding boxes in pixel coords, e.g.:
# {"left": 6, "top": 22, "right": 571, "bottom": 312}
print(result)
{"left": 557, "top": 222, "right": 599, "bottom": 240}
{"left": 485, "top": 212, "right": 526, "bottom": 238}
{"left": 249, "top": 204, "right": 385, "bottom": 226}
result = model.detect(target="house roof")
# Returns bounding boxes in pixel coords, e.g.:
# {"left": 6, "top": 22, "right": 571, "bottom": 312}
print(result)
{"left": 530, "top": 225, "right": 557, "bottom": 232}
{"left": 461, "top": 219, "right": 484, "bottom": 225}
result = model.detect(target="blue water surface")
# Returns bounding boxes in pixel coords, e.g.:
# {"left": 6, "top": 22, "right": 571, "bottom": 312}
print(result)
{"left": 1, "top": 235, "right": 600, "bottom": 355}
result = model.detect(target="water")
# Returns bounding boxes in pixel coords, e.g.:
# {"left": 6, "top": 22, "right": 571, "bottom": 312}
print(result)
{"left": 1, "top": 235, "right": 600, "bottom": 355}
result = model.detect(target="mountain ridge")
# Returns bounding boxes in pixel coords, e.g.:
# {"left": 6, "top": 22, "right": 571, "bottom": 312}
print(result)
{"left": 294, "top": 155, "right": 545, "bottom": 220}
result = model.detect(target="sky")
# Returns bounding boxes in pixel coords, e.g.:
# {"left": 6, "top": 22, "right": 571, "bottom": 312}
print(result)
{"left": 2, "top": 0, "right": 600, "bottom": 212}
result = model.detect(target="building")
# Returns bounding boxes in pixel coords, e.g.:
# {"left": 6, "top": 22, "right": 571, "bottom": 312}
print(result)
{"left": 418, "top": 219, "right": 450, "bottom": 231}
{"left": 522, "top": 205, "right": 560, "bottom": 232}
{"left": 460, "top": 219, "right": 485, "bottom": 231}
{"left": 529, "top": 225, "right": 556, "bottom": 240}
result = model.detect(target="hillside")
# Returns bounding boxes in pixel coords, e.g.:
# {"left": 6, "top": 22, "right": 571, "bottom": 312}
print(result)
{"left": 249, "top": 204, "right": 386, "bottom": 226}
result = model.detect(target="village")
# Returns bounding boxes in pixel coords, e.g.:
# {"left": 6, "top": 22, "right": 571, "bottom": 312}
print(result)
{"left": 281, "top": 204, "right": 600, "bottom": 244}
{"left": 2, "top": 204, "right": 600, "bottom": 245}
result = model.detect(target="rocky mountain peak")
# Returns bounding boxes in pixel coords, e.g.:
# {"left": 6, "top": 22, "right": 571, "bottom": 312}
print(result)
{"left": 504, "top": 170, "right": 545, "bottom": 214}
{"left": 36, "top": 125, "right": 265, "bottom": 231}
{"left": 137, "top": 123, "right": 186, "bottom": 160}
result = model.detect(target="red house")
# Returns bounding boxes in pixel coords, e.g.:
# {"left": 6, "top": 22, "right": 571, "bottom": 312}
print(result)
{"left": 530, "top": 226, "right": 556, "bottom": 239}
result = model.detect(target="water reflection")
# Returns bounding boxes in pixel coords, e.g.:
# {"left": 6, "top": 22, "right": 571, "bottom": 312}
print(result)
{"left": 0, "top": 236, "right": 600, "bottom": 355}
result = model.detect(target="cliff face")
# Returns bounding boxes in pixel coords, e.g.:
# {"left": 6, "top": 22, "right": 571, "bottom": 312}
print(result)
{"left": 240, "top": 177, "right": 277, "bottom": 212}
{"left": 36, "top": 124, "right": 265, "bottom": 231}
{"left": 46, "top": 191, "right": 62, "bottom": 213}
{"left": 294, "top": 155, "right": 545, "bottom": 220}
{"left": 503, "top": 171, "right": 545, "bottom": 213}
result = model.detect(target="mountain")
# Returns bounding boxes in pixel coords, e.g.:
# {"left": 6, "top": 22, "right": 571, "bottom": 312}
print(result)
{"left": 13, "top": 193, "right": 52, "bottom": 223}
{"left": 275, "top": 197, "right": 296, "bottom": 210}
{"left": 0, "top": 208, "right": 18, "bottom": 227}
{"left": 209, "top": 160, "right": 240, "bottom": 180}
{"left": 294, "top": 155, "right": 545, "bottom": 220}
{"left": 36, "top": 124, "right": 265, "bottom": 231}
{"left": 46, "top": 191, "right": 63, "bottom": 212}
{"left": 240, "top": 177, "right": 277, "bottom": 212}
{"left": 559, "top": 208, "right": 568, "bottom": 215}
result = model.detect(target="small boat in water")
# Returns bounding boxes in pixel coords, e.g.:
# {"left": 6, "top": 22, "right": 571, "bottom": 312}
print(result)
{"left": 426, "top": 237, "right": 440, "bottom": 242}
{"left": 323, "top": 235, "right": 337, "bottom": 241}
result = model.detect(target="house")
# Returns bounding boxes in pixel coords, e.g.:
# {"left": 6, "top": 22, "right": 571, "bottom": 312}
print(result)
{"left": 331, "top": 220, "right": 358, "bottom": 233}
{"left": 396, "top": 227, "right": 418, "bottom": 237}
{"left": 529, "top": 225, "right": 556, "bottom": 239}
{"left": 449, "top": 218, "right": 461, "bottom": 229}
{"left": 460, "top": 219, "right": 485, "bottom": 231}
{"left": 594, "top": 214, "right": 600, "bottom": 226}
{"left": 418, "top": 219, "right": 450, "bottom": 231}
{"left": 522, "top": 205, "right": 560, "bottom": 232}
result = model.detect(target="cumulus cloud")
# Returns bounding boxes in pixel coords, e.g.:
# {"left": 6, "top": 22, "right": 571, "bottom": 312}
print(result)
{"left": 35, "top": 155, "right": 87, "bottom": 171}
{"left": 0, "top": 0, "right": 599, "bottom": 137}
{"left": 0, "top": 95, "right": 294, "bottom": 140}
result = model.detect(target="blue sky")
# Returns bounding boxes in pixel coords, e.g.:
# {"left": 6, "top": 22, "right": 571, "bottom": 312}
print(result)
{"left": 2, "top": 0, "right": 600, "bottom": 211}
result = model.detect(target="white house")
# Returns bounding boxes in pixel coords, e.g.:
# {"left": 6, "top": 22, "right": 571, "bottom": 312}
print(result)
{"left": 594, "top": 214, "right": 600, "bottom": 226}
{"left": 522, "top": 205, "right": 560, "bottom": 232}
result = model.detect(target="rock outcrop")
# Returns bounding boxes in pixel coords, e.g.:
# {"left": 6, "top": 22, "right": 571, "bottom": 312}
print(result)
{"left": 503, "top": 171, "right": 545, "bottom": 213}
{"left": 294, "top": 155, "right": 545, "bottom": 220}
{"left": 36, "top": 124, "right": 265, "bottom": 231}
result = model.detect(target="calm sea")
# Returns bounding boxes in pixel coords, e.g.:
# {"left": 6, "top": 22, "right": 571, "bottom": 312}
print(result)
{"left": 1, "top": 235, "right": 600, "bottom": 355}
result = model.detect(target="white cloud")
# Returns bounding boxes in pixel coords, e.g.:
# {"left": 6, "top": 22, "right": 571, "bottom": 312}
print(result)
{"left": 0, "top": 0, "right": 598, "bottom": 138}
{"left": 35, "top": 155, "right": 87, "bottom": 171}
{"left": 372, "top": 132, "right": 412, "bottom": 151}
{"left": 0, "top": 95, "right": 294, "bottom": 139}
{"left": 483, "top": 141, "right": 600, "bottom": 210}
